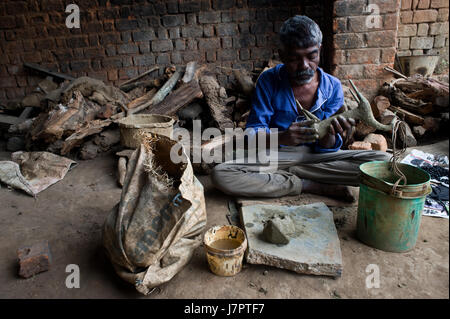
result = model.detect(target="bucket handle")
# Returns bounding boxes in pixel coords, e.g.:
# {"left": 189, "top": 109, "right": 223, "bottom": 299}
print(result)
{"left": 361, "top": 175, "right": 432, "bottom": 199}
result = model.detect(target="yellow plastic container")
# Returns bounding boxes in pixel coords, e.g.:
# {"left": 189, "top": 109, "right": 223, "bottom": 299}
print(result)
{"left": 117, "top": 114, "right": 175, "bottom": 148}
{"left": 203, "top": 225, "right": 247, "bottom": 277}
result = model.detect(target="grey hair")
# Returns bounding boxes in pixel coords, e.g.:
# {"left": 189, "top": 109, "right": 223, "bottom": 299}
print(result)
{"left": 279, "top": 15, "right": 322, "bottom": 48}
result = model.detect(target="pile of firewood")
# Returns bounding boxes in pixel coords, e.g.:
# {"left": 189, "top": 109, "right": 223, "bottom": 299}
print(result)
{"left": 348, "top": 71, "right": 449, "bottom": 151}
{"left": 0, "top": 60, "right": 264, "bottom": 162}
{"left": 4, "top": 61, "right": 446, "bottom": 165}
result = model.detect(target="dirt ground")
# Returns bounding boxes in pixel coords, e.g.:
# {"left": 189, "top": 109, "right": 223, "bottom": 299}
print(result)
{"left": 0, "top": 140, "right": 448, "bottom": 299}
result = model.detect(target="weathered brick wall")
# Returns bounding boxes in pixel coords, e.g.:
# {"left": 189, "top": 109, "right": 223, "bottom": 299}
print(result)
{"left": 332, "top": 0, "right": 401, "bottom": 100}
{"left": 397, "top": 0, "right": 449, "bottom": 73}
{"left": 1, "top": 0, "right": 324, "bottom": 104}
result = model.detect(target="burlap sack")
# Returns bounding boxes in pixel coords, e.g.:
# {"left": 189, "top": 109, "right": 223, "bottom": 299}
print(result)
{"left": 102, "top": 134, "right": 206, "bottom": 295}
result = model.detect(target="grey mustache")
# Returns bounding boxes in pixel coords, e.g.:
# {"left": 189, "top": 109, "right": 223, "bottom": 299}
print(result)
{"left": 295, "top": 69, "right": 315, "bottom": 78}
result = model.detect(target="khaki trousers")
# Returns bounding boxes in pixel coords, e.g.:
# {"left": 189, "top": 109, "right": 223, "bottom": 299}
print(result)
{"left": 211, "top": 146, "right": 391, "bottom": 198}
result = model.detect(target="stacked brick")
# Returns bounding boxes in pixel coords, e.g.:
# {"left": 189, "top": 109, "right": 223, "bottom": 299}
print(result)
{"left": 0, "top": 0, "right": 308, "bottom": 104}
{"left": 332, "top": 0, "right": 401, "bottom": 100}
{"left": 397, "top": 0, "right": 449, "bottom": 66}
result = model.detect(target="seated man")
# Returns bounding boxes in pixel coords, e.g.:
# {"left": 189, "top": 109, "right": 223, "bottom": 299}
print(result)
{"left": 211, "top": 15, "right": 390, "bottom": 201}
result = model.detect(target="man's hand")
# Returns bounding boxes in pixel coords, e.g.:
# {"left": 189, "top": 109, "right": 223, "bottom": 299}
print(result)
{"left": 318, "top": 115, "right": 356, "bottom": 149}
{"left": 279, "top": 120, "right": 318, "bottom": 146}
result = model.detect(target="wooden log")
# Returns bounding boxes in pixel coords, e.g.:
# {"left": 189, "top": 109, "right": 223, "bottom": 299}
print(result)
{"left": 379, "top": 109, "right": 397, "bottom": 125}
{"left": 145, "top": 79, "right": 203, "bottom": 116}
{"left": 22, "top": 93, "right": 44, "bottom": 108}
{"left": 119, "top": 78, "right": 162, "bottom": 92}
{"left": 127, "top": 69, "right": 182, "bottom": 116}
{"left": 24, "top": 62, "right": 75, "bottom": 81}
{"left": 388, "top": 105, "right": 425, "bottom": 126}
{"left": 8, "top": 118, "right": 35, "bottom": 134}
{"left": 19, "top": 107, "right": 34, "bottom": 120}
{"left": 79, "top": 141, "right": 100, "bottom": 160}
{"left": 392, "top": 90, "right": 433, "bottom": 115}
{"left": 119, "top": 66, "right": 159, "bottom": 89}
{"left": 371, "top": 95, "right": 390, "bottom": 119}
{"left": 396, "top": 122, "right": 417, "bottom": 147}
{"left": 30, "top": 91, "right": 85, "bottom": 143}
{"left": 380, "top": 83, "right": 433, "bottom": 115}
{"left": 93, "top": 129, "right": 120, "bottom": 151}
{"left": 394, "top": 74, "right": 449, "bottom": 96}
{"left": 60, "top": 119, "right": 112, "bottom": 155}
{"left": 126, "top": 88, "right": 157, "bottom": 110}
{"left": 423, "top": 117, "right": 441, "bottom": 133}
{"left": 181, "top": 61, "right": 197, "bottom": 84}
{"left": 199, "top": 75, "right": 234, "bottom": 132}
{"left": 355, "top": 121, "right": 376, "bottom": 139}
{"left": 118, "top": 157, "right": 127, "bottom": 187}
{"left": 412, "top": 125, "right": 427, "bottom": 138}
{"left": 233, "top": 69, "right": 254, "bottom": 97}
{"left": 0, "top": 114, "right": 22, "bottom": 126}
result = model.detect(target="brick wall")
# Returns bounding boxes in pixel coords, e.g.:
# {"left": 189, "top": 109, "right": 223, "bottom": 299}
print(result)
{"left": 1, "top": 0, "right": 427, "bottom": 105}
{"left": 397, "top": 0, "right": 449, "bottom": 73}
{"left": 331, "top": 0, "right": 401, "bottom": 100}
{"left": 1, "top": 0, "right": 323, "bottom": 104}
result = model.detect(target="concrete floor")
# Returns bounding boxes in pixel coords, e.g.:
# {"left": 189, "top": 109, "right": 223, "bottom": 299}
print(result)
{"left": 0, "top": 140, "right": 448, "bottom": 299}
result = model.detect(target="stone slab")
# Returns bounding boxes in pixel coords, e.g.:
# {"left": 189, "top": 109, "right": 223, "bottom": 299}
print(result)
{"left": 240, "top": 202, "right": 343, "bottom": 277}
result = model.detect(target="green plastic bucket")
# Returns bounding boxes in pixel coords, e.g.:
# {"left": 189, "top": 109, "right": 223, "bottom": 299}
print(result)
{"left": 356, "top": 161, "right": 432, "bottom": 253}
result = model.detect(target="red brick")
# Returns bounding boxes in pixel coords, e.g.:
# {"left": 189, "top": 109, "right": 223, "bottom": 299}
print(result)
{"left": 398, "top": 24, "right": 418, "bottom": 36}
{"left": 366, "top": 30, "right": 396, "bottom": 47}
{"left": 333, "top": 33, "right": 365, "bottom": 49}
{"left": 334, "top": 0, "right": 365, "bottom": 17}
{"left": 418, "top": 0, "right": 431, "bottom": 9}
{"left": 348, "top": 141, "right": 372, "bottom": 150}
{"left": 22, "top": 39, "right": 34, "bottom": 52}
{"left": 41, "top": 51, "right": 55, "bottom": 63}
{"left": 401, "top": 11, "right": 413, "bottom": 23}
{"left": 198, "top": 38, "right": 221, "bottom": 50}
{"left": 343, "top": 79, "right": 385, "bottom": 101}
{"left": 0, "top": 76, "right": 15, "bottom": 88}
{"left": 4, "top": 41, "right": 23, "bottom": 53}
{"left": 332, "top": 49, "right": 346, "bottom": 65}
{"left": 35, "top": 38, "right": 55, "bottom": 50}
{"left": 363, "top": 133, "right": 388, "bottom": 151}
{"left": 368, "top": 0, "right": 399, "bottom": 13}
{"left": 384, "top": 13, "right": 399, "bottom": 30}
{"left": 16, "top": 76, "right": 28, "bottom": 87}
{"left": 119, "top": 67, "right": 138, "bottom": 80}
{"left": 402, "top": 0, "right": 412, "bottom": 10}
{"left": 334, "top": 64, "right": 364, "bottom": 80}
{"left": 6, "top": 87, "right": 25, "bottom": 99}
{"left": 381, "top": 48, "right": 397, "bottom": 63}
{"left": 438, "top": 8, "right": 449, "bottom": 21}
{"left": 88, "top": 71, "right": 108, "bottom": 82}
{"left": 17, "top": 241, "right": 52, "bottom": 278}
{"left": 346, "top": 49, "right": 381, "bottom": 64}
{"left": 364, "top": 63, "right": 393, "bottom": 78}
{"left": 333, "top": 17, "right": 347, "bottom": 33}
{"left": 413, "top": 9, "right": 439, "bottom": 23}
{"left": 431, "top": 0, "right": 449, "bottom": 8}
{"left": 22, "top": 52, "right": 42, "bottom": 63}
{"left": 206, "top": 50, "right": 217, "bottom": 62}
{"left": 0, "top": 16, "right": 16, "bottom": 29}
{"left": 348, "top": 16, "right": 382, "bottom": 32}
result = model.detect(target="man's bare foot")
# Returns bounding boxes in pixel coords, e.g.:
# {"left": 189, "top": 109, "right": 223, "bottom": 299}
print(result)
{"left": 301, "top": 179, "right": 356, "bottom": 202}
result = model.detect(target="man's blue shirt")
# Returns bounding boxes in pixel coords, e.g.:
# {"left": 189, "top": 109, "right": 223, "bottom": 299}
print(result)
{"left": 245, "top": 64, "right": 345, "bottom": 153}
